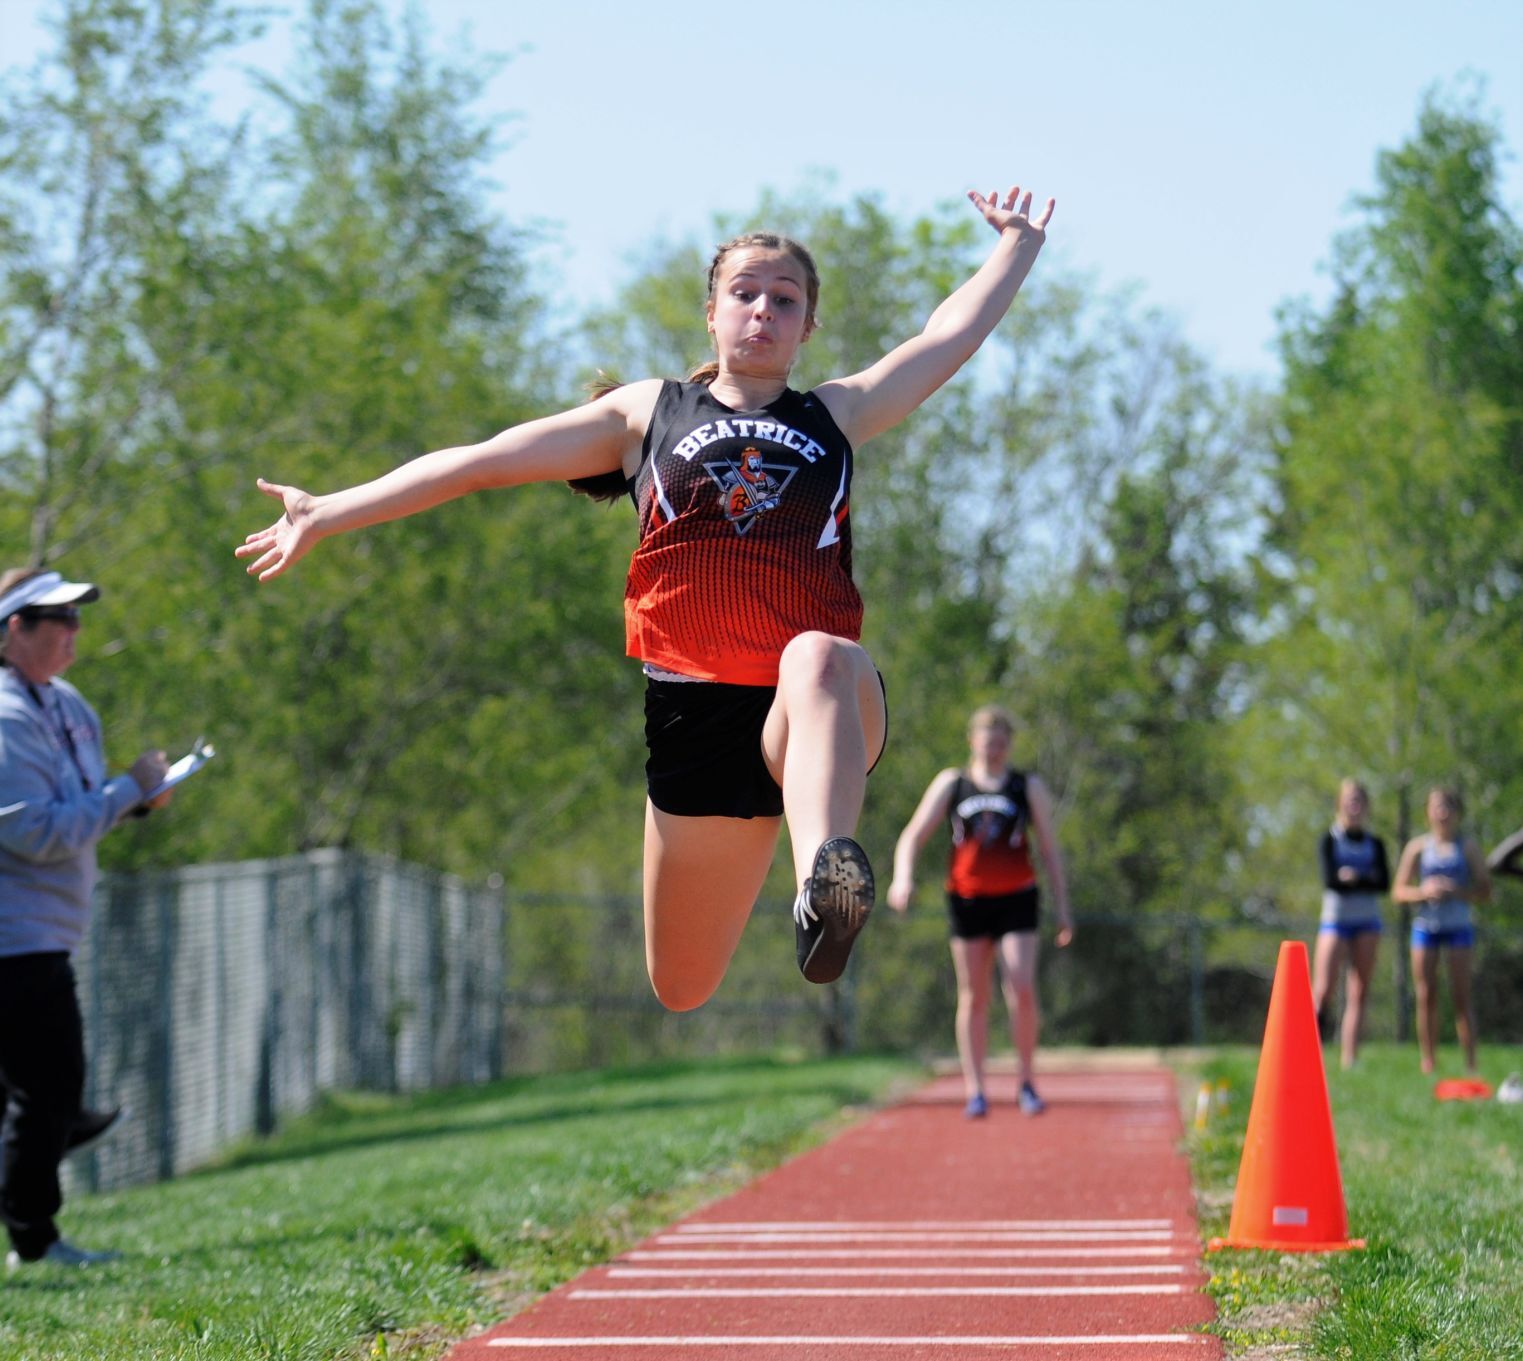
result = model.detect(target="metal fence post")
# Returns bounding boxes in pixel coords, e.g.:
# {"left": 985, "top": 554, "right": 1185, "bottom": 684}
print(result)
{"left": 256, "top": 867, "right": 280, "bottom": 1136}
{"left": 155, "top": 874, "right": 177, "bottom": 1180}
{"left": 213, "top": 870, "right": 227, "bottom": 1145}
{"left": 490, "top": 875, "right": 506, "bottom": 1079}
{"left": 1189, "top": 917, "right": 1206, "bottom": 1047}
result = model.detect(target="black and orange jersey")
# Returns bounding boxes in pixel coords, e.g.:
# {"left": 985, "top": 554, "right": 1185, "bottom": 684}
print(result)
{"left": 624, "top": 380, "right": 863, "bottom": 686}
{"left": 946, "top": 770, "right": 1037, "bottom": 898}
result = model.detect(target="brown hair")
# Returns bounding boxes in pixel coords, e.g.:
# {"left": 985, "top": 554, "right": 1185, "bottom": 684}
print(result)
{"left": 968, "top": 704, "right": 1015, "bottom": 737}
{"left": 0, "top": 567, "right": 45, "bottom": 600}
{"left": 0, "top": 566, "right": 46, "bottom": 663}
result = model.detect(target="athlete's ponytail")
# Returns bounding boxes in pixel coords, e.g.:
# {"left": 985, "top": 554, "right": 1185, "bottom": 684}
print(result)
{"left": 567, "top": 373, "right": 632, "bottom": 504}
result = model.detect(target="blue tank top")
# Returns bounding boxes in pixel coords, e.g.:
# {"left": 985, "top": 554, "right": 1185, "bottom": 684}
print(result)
{"left": 1321, "top": 825, "right": 1383, "bottom": 925}
{"left": 1329, "top": 825, "right": 1380, "bottom": 879}
{"left": 1419, "top": 838, "right": 1470, "bottom": 889}
{"left": 1413, "top": 837, "right": 1472, "bottom": 934}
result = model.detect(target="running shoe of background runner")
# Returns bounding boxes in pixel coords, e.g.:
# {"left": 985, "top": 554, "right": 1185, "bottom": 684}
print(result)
{"left": 1018, "top": 1081, "right": 1046, "bottom": 1116}
{"left": 964, "top": 1092, "right": 989, "bottom": 1119}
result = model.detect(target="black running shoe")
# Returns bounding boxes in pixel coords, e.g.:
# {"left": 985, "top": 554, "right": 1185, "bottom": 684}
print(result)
{"left": 793, "top": 837, "right": 874, "bottom": 984}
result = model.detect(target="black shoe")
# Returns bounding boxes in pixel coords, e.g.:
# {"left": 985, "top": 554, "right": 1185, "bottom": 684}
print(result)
{"left": 793, "top": 837, "right": 874, "bottom": 984}
{"left": 67, "top": 1105, "right": 125, "bottom": 1153}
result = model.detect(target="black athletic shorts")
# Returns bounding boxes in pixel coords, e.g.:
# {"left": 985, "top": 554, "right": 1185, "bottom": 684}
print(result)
{"left": 947, "top": 886, "right": 1040, "bottom": 940}
{"left": 644, "top": 671, "right": 888, "bottom": 820}
{"left": 645, "top": 678, "right": 783, "bottom": 819}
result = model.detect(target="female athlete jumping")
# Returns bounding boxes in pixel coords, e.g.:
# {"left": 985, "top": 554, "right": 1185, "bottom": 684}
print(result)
{"left": 237, "top": 184, "right": 1054, "bottom": 1012}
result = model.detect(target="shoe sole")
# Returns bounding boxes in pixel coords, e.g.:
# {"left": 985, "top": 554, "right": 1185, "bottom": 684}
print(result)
{"left": 799, "top": 837, "right": 874, "bottom": 985}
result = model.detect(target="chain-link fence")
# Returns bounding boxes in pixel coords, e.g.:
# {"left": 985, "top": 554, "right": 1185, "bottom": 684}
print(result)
{"left": 852, "top": 903, "right": 1523, "bottom": 1056}
{"left": 65, "top": 853, "right": 1523, "bottom": 1194}
{"left": 71, "top": 850, "right": 505, "bottom": 1194}
{"left": 499, "top": 888, "right": 836, "bottom": 1072}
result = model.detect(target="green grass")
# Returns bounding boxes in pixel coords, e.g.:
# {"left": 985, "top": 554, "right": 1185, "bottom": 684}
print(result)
{"left": 0, "top": 1053, "right": 920, "bottom": 1361}
{"left": 12, "top": 1044, "right": 1520, "bottom": 1360}
{"left": 1184, "top": 1042, "right": 1523, "bottom": 1360}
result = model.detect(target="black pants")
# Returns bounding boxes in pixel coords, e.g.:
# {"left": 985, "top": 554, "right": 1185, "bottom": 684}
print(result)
{"left": 0, "top": 952, "right": 84, "bottom": 1260}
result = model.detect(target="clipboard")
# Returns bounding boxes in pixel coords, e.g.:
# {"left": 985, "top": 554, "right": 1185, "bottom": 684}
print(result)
{"left": 144, "top": 738, "right": 216, "bottom": 800}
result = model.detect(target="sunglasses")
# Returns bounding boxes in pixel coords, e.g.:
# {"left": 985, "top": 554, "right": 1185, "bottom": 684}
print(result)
{"left": 21, "top": 606, "right": 83, "bottom": 627}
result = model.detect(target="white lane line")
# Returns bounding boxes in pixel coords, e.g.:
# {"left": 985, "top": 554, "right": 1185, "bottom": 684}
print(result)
{"left": 656, "top": 1231, "right": 1179, "bottom": 1244}
{"left": 626, "top": 1247, "right": 1196, "bottom": 1261}
{"left": 570, "top": 1285, "right": 1188, "bottom": 1299}
{"left": 486, "top": 1334, "right": 1214, "bottom": 1348}
{"left": 679, "top": 1220, "right": 1175, "bottom": 1232}
{"left": 607, "top": 1265, "right": 1190, "bottom": 1278}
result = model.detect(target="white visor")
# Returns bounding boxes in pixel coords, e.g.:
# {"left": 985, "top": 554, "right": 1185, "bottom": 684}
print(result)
{"left": 0, "top": 571, "right": 101, "bottom": 621}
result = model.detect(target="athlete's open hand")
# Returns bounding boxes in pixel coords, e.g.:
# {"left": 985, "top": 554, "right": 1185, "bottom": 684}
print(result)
{"left": 968, "top": 185, "right": 1055, "bottom": 244}
{"left": 236, "top": 478, "right": 321, "bottom": 582}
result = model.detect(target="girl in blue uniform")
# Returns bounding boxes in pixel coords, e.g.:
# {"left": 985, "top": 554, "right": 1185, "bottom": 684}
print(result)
{"left": 1310, "top": 779, "right": 1389, "bottom": 1070}
{"left": 1393, "top": 787, "right": 1492, "bottom": 1074}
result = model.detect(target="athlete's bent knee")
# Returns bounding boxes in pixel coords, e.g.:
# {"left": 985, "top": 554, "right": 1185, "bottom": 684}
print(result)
{"left": 778, "top": 631, "right": 862, "bottom": 691}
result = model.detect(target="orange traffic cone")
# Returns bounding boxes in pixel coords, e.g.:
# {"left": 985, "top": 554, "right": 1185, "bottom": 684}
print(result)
{"left": 1207, "top": 940, "right": 1365, "bottom": 1252}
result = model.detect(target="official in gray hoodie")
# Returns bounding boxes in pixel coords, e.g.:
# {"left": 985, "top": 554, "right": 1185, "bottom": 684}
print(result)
{"left": 0, "top": 567, "right": 169, "bottom": 1268}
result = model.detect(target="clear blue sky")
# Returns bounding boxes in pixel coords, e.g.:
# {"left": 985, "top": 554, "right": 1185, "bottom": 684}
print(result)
{"left": 4, "top": 0, "right": 1520, "bottom": 379}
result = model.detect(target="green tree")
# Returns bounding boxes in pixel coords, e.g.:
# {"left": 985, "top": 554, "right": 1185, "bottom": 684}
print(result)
{"left": 1248, "top": 83, "right": 1523, "bottom": 923}
{"left": 2, "top": 1, "right": 646, "bottom": 885}
{"left": 0, "top": 0, "right": 255, "bottom": 561}
{"left": 0, "top": 0, "right": 266, "bottom": 855}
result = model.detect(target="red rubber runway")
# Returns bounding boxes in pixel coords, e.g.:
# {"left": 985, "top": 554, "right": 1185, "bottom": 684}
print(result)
{"left": 446, "top": 1064, "right": 1221, "bottom": 1360}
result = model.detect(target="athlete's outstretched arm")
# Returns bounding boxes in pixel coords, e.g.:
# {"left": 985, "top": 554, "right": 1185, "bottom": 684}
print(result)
{"left": 816, "top": 184, "right": 1054, "bottom": 448}
{"left": 236, "top": 381, "right": 661, "bottom": 581}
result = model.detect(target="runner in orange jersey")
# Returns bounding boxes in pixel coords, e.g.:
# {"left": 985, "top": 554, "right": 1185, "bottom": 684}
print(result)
{"left": 889, "top": 705, "right": 1072, "bottom": 1117}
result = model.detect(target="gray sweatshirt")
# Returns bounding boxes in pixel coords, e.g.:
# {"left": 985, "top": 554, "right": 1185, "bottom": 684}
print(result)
{"left": 0, "top": 665, "right": 143, "bottom": 956}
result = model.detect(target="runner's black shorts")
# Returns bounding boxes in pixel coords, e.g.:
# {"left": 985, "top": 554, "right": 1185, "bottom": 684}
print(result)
{"left": 947, "top": 886, "right": 1040, "bottom": 940}
{"left": 644, "top": 672, "right": 887, "bottom": 820}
